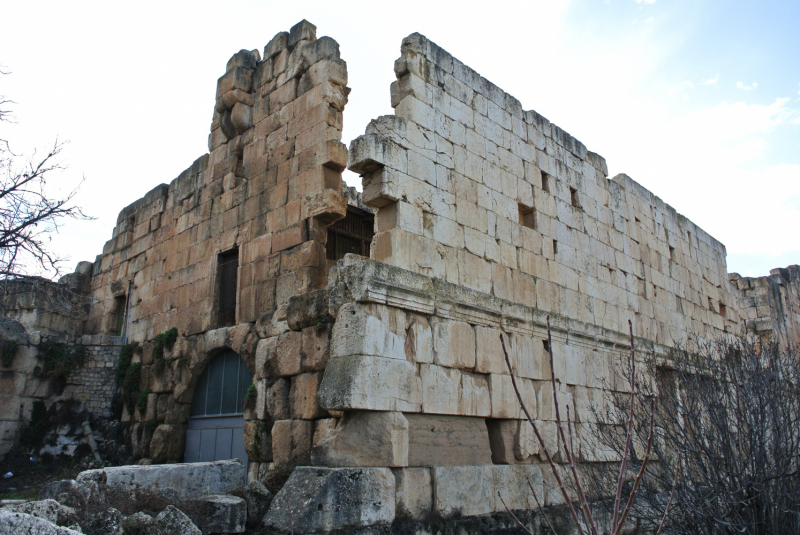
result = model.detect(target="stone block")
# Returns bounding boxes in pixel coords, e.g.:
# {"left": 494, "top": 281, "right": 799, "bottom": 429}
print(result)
{"left": 272, "top": 331, "right": 302, "bottom": 377}
{"left": 459, "top": 371, "right": 491, "bottom": 416}
{"left": 406, "top": 414, "right": 492, "bottom": 467}
{"left": 264, "top": 467, "right": 395, "bottom": 532}
{"left": 188, "top": 495, "right": 246, "bottom": 535}
{"left": 331, "top": 303, "right": 405, "bottom": 360}
{"left": 420, "top": 363, "right": 459, "bottom": 414}
{"left": 312, "top": 411, "right": 408, "bottom": 467}
{"left": 392, "top": 467, "right": 432, "bottom": 521}
{"left": 318, "top": 355, "right": 421, "bottom": 412}
{"left": 491, "top": 464, "right": 544, "bottom": 512}
{"left": 272, "top": 221, "right": 308, "bottom": 253}
{"left": 289, "top": 19, "right": 316, "bottom": 47}
{"left": 148, "top": 424, "right": 186, "bottom": 461}
{"left": 286, "top": 289, "right": 332, "bottom": 331}
{"left": 289, "top": 372, "right": 324, "bottom": 419}
{"left": 475, "top": 326, "right": 508, "bottom": 375}
{"left": 0, "top": 510, "right": 82, "bottom": 534}
{"left": 266, "top": 378, "right": 291, "bottom": 420}
{"left": 300, "top": 323, "right": 331, "bottom": 371}
{"left": 348, "top": 134, "right": 408, "bottom": 175}
{"left": 490, "top": 374, "right": 536, "bottom": 419}
{"left": 404, "top": 317, "right": 432, "bottom": 364}
{"left": 74, "top": 460, "right": 246, "bottom": 512}
{"left": 271, "top": 419, "right": 313, "bottom": 466}
{"left": 155, "top": 505, "right": 202, "bottom": 535}
{"left": 432, "top": 319, "right": 476, "bottom": 370}
{"left": 244, "top": 420, "right": 273, "bottom": 462}
{"left": 432, "top": 466, "right": 493, "bottom": 517}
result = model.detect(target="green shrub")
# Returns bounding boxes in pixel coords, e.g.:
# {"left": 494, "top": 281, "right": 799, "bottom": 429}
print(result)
{"left": 41, "top": 340, "right": 84, "bottom": 378}
{"left": 137, "top": 389, "right": 151, "bottom": 415}
{"left": 121, "top": 362, "right": 141, "bottom": 415}
{"left": 0, "top": 340, "right": 19, "bottom": 367}
{"left": 245, "top": 383, "right": 257, "bottom": 400}
{"left": 152, "top": 328, "right": 178, "bottom": 361}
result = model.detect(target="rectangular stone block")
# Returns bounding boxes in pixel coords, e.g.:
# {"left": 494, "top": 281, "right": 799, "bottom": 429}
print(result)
{"left": 300, "top": 323, "right": 331, "bottom": 372}
{"left": 331, "top": 303, "right": 405, "bottom": 360}
{"left": 432, "top": 319, "right": 476, "bottom": 369}
{"left": 475, "top": 326, "right": 508, "bottom": 375}
{"left": 491, "top": 464, "right": 544, "bottom": 512}
{"left": 432, "top": 466, "right": 493, "bottom": 517}
{"left": 290, "top": 372, "right": 324, "bottom": 419}
{"left": 317, "top": 355, "right": 421, "bottom": 412}
{"left": 393, "top": 467, "right": 432, "bottom": 521}
{"left": 311, "top": 411, "right": 408, "bottom": 467}
{"left": 406, "top": 414, "right": 492, "bottom": 467}
{"left": 271, "top": 419, "right": 313, "bottom": 466}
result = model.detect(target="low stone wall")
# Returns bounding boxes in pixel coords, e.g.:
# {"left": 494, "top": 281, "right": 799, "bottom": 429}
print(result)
{"left": 0, "top": 320, "right": 122, "bottom": 456}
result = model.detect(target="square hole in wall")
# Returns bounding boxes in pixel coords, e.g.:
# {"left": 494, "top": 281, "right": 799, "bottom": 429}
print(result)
{"left": 553, "top": 239, "right": 558, "bottom": 255}
{"left": 570, "top": 187, "right": 580, "bottom": 208}
{"left": 518, "top": 204, "right": 536, "bottom": 230}
{"left": 719, "top": 303, "right": 727, "bottom": 318}
{"left": 542, "top": 340, "right": 550, "bottom": 355}
{"left": 541, "top": 171, "right": 551, "bottom": 193}
{"left": 669, "top": 246, "right": 675, "bottom": 262}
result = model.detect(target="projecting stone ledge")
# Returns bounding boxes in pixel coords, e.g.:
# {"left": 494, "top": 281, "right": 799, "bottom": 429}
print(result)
{"left": 263, "top": 467, "right": 395, "bottom": 533}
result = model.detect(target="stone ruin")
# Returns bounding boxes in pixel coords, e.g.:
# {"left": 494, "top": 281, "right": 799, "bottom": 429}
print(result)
{"left": 1, "top": 19, "right": 798, "bottom": 533}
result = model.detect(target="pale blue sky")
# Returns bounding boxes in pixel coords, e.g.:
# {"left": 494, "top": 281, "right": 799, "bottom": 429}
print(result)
{"left": 1, "top": 0, "right": 798, "bottom": 278}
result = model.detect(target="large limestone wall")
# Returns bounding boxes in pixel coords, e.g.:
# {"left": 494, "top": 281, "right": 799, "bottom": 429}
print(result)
{"left": 349, "top": 33, "right": 740, "bottom": 348}
{"left": 84, "top": 20, "right": 349, "bottom": 343}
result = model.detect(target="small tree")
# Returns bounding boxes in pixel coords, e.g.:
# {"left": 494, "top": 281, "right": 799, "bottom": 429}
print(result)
{"left": 0, "top": 68, "right": 90, "bottom": 281}
{"left": 591, "top": 337, "right": 800, "bottom": 535}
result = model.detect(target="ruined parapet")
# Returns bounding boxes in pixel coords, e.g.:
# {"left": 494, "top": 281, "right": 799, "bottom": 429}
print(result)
{"left": 0, "top": 261, "right": 93, "bottom": 336}
{"left": 730, "top": 265, "right": 800, "bottom": 350}
{"left": 85, "top": 19, "right": 350, "bottom": 343}
{"left": 349, "top": 33, "right": 739, "bottom": 348}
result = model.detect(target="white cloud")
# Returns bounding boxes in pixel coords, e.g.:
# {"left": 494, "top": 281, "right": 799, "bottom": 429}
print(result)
{"left": 701, "top": 75, "right": 719, "bottom": 85}
{"left": 645, "top": 16, "right": 654, "bottom": 23}
{"left": 736, "top": 81, "right": 758, "bottom": 91}
{"left": 635, "top": 0, "right": 656, "bottom": 4}
{"left": 664, "top": 80, "right": 694, "bottom": 95}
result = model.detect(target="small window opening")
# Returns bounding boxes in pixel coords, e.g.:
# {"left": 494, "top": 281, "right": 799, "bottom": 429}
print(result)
{"left": 570, "top": 187, "right": 579, "bottom": 208}
{"left": 217, "top": 248, "right": 239, "bottom": 328}
{"left": 326, "top": 207, "right": 374, "bottom": 262}
{"left": 719, "top": 303, "right": 727, "bottom": 318}
{"left": 542, "top": 340, "right": 550, "bottom": 355}
{"left": 553, "top": 239, "right": 558, "bottom": 255}
{"left": 518, "top": 204, "right": 536, "bottom": 230}
{"left": 541, "top": 171, "right": 551, "bottom": 193}
{"left": 113, "top": 294, "right": 127, "bottom": 336}
{"left": 234, "top": 149, "right": 246, "bottom": 179}
{"left": 669, "top": 246, "right": 675, "bottom": 262}
{"left": 676, "top": 295, "right": 683, "bottom": 314}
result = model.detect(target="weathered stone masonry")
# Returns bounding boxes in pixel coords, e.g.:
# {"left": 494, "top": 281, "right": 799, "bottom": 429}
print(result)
{"left": 1, "top": 19, "right": 799, "bottom": 532}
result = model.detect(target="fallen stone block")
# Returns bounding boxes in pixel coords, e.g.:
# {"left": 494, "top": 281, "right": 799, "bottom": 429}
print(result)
{"left": 83, "top": 507, "right": 124, "bottom": 535}
{"left": 0, "top": 509, "right": 81, "bottom": 534}
{"left": 264, "top": 467, "right": 395, "bottom": 532}
{"left": 155, "top": 505, "right": 202, "bottom": 535}
{"left": 121, "top": 511, "right": 154, "bottom": 535}
{"left": 241, "top": 480, "right": 273, "bottom": 527}
{"left": 187, "top": 495, "right": 246, "bottom": 534}
{"left": 1, "top": 499, "right": 76, "bottom": 527}
{"left": 39, "top": 479, "right": 85, "bottom": 510}
{"left": 74, "top": 460, "right": 246, "bottom": 514}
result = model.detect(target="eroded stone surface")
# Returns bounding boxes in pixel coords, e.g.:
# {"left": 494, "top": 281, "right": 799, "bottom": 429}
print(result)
{"left": 264, "top": 467, "right": 395, "bottom": 532}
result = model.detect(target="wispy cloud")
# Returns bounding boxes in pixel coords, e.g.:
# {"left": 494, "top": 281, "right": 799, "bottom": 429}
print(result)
{"left": 645, "top": 16, "right": 654, "bottom": 23}
{"left": 737, "top": 81, "right": 758, "bottom": 91}
{"left": 701, "top": 75, "right": 719, "bottom": 85}
{"left": 664, "top": 80, "right": 694, "bottom": 97}
{"left": 635, "top": 0, "right": 656, "bottom": 4}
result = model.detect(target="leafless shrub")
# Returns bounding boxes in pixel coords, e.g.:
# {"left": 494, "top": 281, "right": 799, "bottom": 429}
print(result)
{"left": 589, "top": 336, "right": 800, "bottom": 534}
{"left": 498, "top": 318, "right": 677, "bottom": 535}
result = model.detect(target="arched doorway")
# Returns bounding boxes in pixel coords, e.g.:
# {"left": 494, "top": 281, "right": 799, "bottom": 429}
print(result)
{"left": 184, "top": 349, "right": 252, "bottom": 470}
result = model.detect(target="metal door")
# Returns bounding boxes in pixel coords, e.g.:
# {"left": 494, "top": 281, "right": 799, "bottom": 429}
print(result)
{"left": 184, "top": 349, "right": 252, "bottom": 471}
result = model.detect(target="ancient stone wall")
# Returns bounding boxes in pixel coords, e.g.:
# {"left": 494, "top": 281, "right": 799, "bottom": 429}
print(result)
{"left": 730, "top": 265, "right": 800, "bottom": 350}
{"left": 349, "top": 33, "right": 740, "bottom": 348}
{"left": 84, "top": 19, "right": 349, "bottom": 344}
